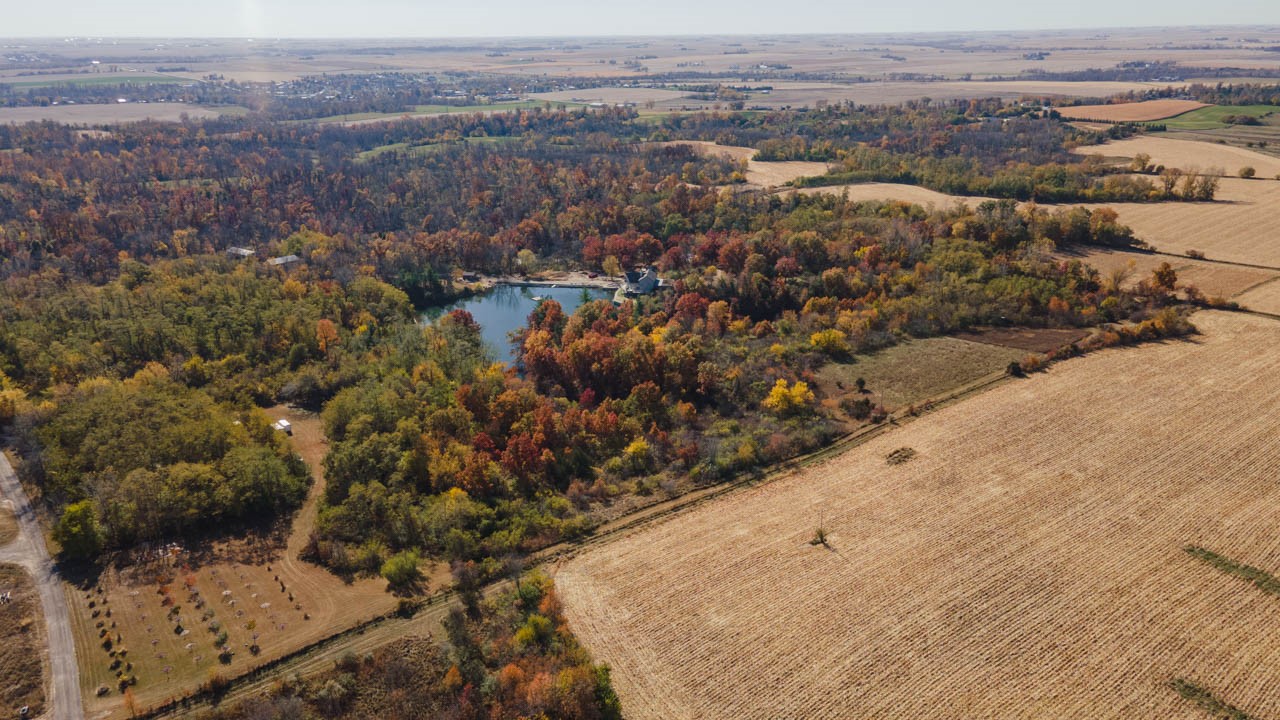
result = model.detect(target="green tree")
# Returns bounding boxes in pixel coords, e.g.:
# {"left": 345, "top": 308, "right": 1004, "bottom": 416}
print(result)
{"left": 54, "top": 500, "right": 103, "bottom": 559}
{"left": 380, "top": 550, "right": 422, "bottom": 590}
{"left": 602, "top": 255, "right": 623, "bottom": 277}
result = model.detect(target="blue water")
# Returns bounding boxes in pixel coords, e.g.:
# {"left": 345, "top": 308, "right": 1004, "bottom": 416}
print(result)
{"left": 421, "top": 284, "right": 612, "bottom": 365}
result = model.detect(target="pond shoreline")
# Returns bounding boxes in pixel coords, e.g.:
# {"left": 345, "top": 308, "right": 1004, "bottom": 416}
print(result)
{"left": 472, "top": 271, "right": 621, "bottom": 292}
{"left": 421, "top": 282, "right": 616, "bottom": 364}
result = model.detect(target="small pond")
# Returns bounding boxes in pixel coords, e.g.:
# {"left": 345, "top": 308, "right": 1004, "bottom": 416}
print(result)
{"left": 421, "top": 284, "right": 613, "bottom": 365}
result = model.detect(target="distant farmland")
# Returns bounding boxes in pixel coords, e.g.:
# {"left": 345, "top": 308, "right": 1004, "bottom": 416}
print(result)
{"left": 0, "top": 74, "right": 187, "bottom": 89}
{"left": 559, "top": 310, "right": 1280, "bottom": 720}
{"left": 1155, "top": 104, "right": 1279, "bottom": 130}
{"left": 0, "top": 103, "right": 226, "bottom": 125}
{"left": 1056, "top": 99, "right": 1208, "bottom": 122}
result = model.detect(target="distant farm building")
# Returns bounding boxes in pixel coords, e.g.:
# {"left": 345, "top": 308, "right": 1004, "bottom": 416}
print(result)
{"left": 226, "top": 246, "right": 256, "bottom": 258}
{"left": 267, "top": 254, "right": 302, "bottom": 267}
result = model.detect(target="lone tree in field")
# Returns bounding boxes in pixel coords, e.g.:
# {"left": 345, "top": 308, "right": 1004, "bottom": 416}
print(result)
{"left": 1240, "top": 166, "right": 1256, "bottom": 179}
{"left": 1152, "top": 262, "right": 1179, "bottom": 293}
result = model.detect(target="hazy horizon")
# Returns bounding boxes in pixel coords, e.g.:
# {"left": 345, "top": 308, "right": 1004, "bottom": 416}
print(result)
{"left": 7, "top": 0, "right": 1280, "bottom": 39}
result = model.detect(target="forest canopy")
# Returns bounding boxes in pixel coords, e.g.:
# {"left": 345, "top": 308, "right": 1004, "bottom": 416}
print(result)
{"left": 0, "top": 100, "right": 1197, "bottom": 569}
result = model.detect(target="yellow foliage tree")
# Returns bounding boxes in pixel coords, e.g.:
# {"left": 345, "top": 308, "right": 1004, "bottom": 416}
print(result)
{"left": 762, "top": 379, "right": 815, "bottom": 416}
{"left": 810, "top": 329, "right": 850, "bottom": 356}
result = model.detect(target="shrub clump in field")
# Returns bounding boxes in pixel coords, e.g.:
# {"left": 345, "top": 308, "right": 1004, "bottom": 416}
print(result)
{"left": 886, "top": 447, "right": 917, "bottom": 466}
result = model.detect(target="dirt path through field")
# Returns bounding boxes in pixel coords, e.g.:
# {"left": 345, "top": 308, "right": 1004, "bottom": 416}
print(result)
{"left": 264, "top": 406, "right": 393, "bottom": 640}
{"left": 0, "top": 452, "right": 82, "bottom": 720}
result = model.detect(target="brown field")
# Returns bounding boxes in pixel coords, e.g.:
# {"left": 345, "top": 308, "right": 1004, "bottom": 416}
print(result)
{"left": 0, "top": 502, "right": 16, "bottom": 547}
{"left": 528, "top": 87, "right": 692, "bottom": 105}
{"left": 1073, "top": 135, "right": 1280, "bottom": 178}
{"left": 1056, "top": 99, "right": 1208, "bottom": 122}
{"left": 794, "top": 169, "right": 1280, "bottom": 270}
{"left": 559, "top": 310, "right": 1280, "bottom": 720}
{"left": 1061, "top": 248, "right": 1279, "bottom": 298}
{"left": 13, "top": 30, "right": 1280, "bottom": 84}
{"left": 1235, "top": 278, "right": 1280, "bottom": 315}
{"left": 72, "top": 408, "right": 400, "bottom": 719}
{"left": 790, "top": 182, "right": 992, "bottom": 206}
{"left": 653, "top": 141, "right": 830, "bottom": 188}
{"left": 783, "top": 167, "right": 1280, "bottom": 278}
{"left": 0, "top": 104, "right": 224, "bottom": 125}
{"left": 750, "top": 80, "right": 1210, "bottom": 109}
{"left": 0, "top": 564, "right": 46, "bottom": 718}
{"left": 1081, "top": 178, "right": 1280, "bottom": 267}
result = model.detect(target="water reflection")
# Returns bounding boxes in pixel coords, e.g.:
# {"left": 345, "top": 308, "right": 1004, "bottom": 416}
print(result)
{"left": 421, "top": 285, "right": 612, "bottom": 365}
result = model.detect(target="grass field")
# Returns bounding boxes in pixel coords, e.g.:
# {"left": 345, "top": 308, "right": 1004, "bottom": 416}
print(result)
{"left": 1156, "top": 104, "right": 1279, "bottom": 131}
{"left": 813, "top": 337, "right": 1027, "bottom": 423}
{"left": 0, "top": 565, "right": 45, "bottom": 718}
{"left": 1057, "top": 99, "right": 1208, "bottom": 122}
{"left": 72, "top": 408, "right": 401, "bottom": 719}
{"left": 559, "top": 310, "right": 1280, "bottom": 719}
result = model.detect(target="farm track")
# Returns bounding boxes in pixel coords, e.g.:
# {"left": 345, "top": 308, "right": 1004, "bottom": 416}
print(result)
{"left": 0, "top": 453, "right": 82, "bottom": 720}
{"left": 558, "top": 310, "right": 1280, "bottom": 720}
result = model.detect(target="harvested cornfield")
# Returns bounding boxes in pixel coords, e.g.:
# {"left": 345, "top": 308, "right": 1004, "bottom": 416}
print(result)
{"left": 1073, "top": 135, "right": 1280, "bottom": 178}
{"left": 1062, "top": 248, "right": 1278, "bottom": 298}
{"left": 1081, "top": 178, "right": 1280, "bottom": 267}
{"left": 559, "top": 311, "right": 1280, "bottom": 720}
{"left": 650, "top": 141, "right": 830, "bottom": 188}
{"left": 1056, "top": 99, "right": 1208, "bottom": 122}
{"left": 789, "top": 182, "right": 992, "bottom": 207}
{"left": 1235, "top": 278, "right": 1280, "bottom": 314}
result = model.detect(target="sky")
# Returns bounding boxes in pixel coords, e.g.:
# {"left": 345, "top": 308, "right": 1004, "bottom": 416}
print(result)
{"left": 6, "top": 0, "right": 1280, "bottom": 38}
